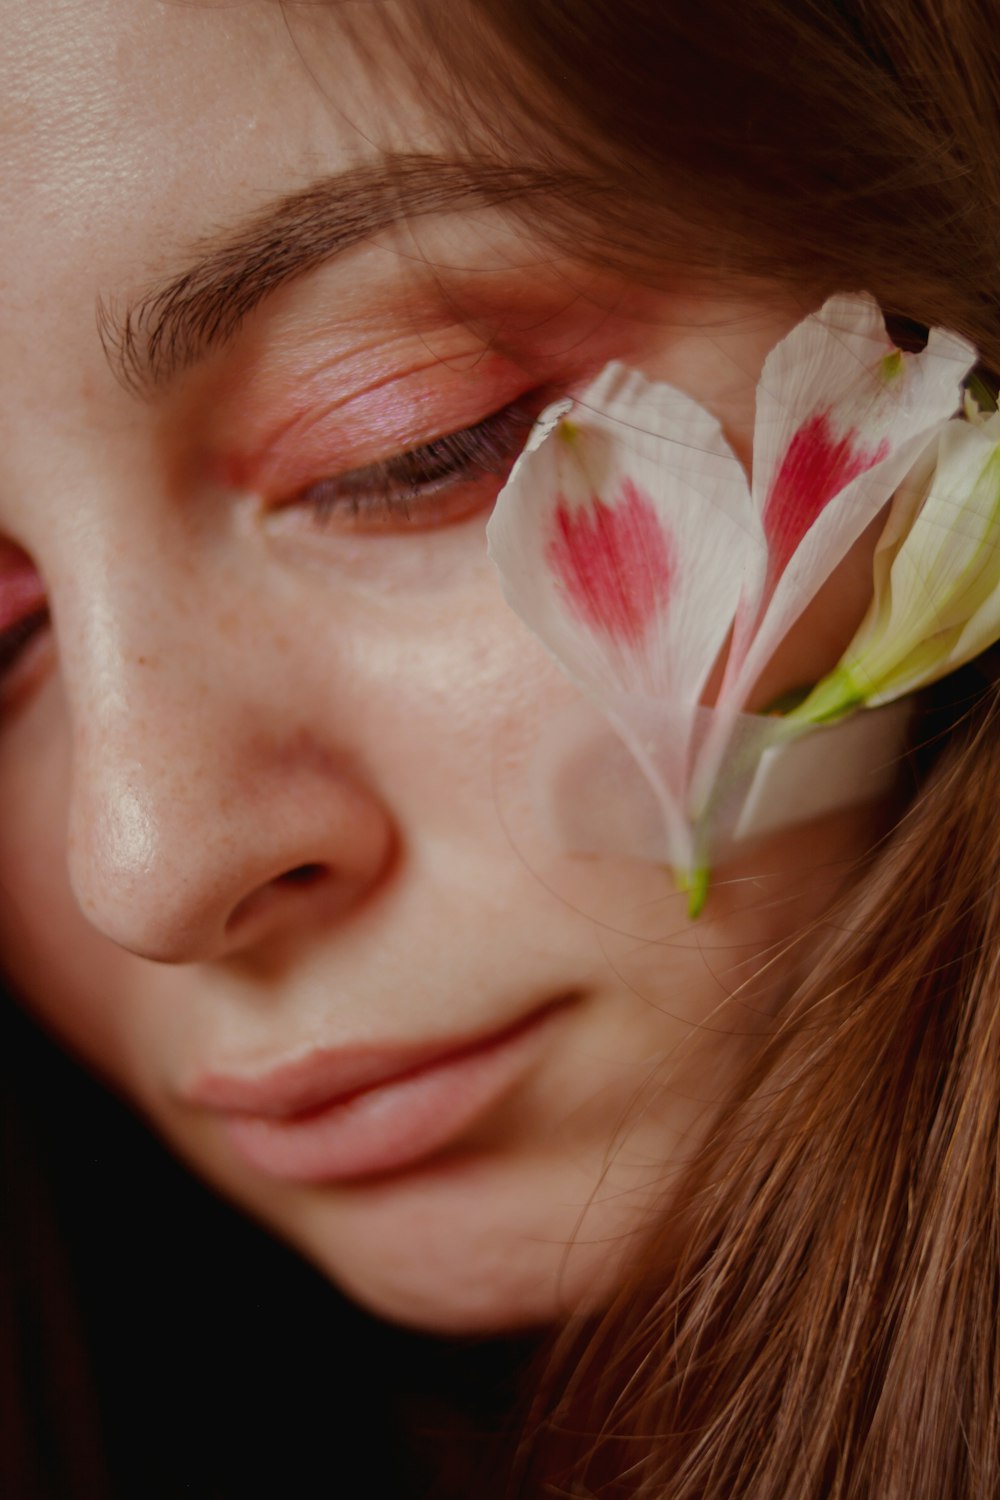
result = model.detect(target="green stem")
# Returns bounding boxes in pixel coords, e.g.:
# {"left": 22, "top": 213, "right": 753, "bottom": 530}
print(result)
{"left": 675, "top": 863, "right": 711, "bottom": 919}
{"left": 786, "top": 664, "right": 866, "bottom": 726}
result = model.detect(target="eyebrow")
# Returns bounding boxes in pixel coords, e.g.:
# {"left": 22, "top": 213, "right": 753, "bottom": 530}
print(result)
{"left": 98, "top": 152, "right": 563, "bottom": 396}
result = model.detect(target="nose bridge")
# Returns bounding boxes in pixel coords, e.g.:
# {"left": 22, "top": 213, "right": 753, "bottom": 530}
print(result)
{"left": 57, "top": 506, "right": 229, "bottom": 770}
{"left": 59, "top": 515, "right": 248, "bottom": 917}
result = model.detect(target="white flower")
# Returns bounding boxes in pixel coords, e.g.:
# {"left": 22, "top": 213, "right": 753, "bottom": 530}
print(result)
{"left": 486, "top": 293, "right": 975, "bottom": 910}
{"left": 794, "top": 403, "right": 1000, "bottom": 722}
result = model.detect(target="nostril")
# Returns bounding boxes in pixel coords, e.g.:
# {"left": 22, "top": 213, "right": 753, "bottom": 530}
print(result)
{"left": 276, "top": 863, "right": 326, "bottom": 888}
{"left": 225, "top": 863, "right": 329, "bottom": 936}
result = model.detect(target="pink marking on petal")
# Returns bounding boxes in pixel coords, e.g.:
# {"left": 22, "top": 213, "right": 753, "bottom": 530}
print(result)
{"left": 763, "top": 410, "right": 890, "bottom": 579}
{"left": 546, "top": 479, "right": 674, "bottom": 645}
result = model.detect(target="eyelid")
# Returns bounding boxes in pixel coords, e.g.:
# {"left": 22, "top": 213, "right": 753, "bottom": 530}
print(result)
{"left": 282, "top": 397, "right": 540, "bottom": 512}
{"left": 262, "top": 393, "right": 549, "bottom": 540}
{"left": 221, "top": 349, "right": 544, "bottom": 499}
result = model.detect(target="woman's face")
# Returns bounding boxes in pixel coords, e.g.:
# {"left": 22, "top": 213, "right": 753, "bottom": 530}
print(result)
{"left": 0, "top": 0, "right": 880, "bottom": 1331}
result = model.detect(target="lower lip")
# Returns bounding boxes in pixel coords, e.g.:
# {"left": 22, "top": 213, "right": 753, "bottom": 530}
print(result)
{"left": 218, "top": 1003, "right": 566, "bottom": 1184}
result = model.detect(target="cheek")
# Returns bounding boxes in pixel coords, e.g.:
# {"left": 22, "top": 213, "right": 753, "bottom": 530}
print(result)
{"left": 341, "top": 551, "right": 580, "bottom": 843}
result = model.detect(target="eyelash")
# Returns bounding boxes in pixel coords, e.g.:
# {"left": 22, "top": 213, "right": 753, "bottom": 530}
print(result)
{"left": 283, "top": 398, "right": 539, "bottom": 531}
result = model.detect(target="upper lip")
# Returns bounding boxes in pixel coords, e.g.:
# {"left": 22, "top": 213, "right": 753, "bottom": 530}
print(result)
{"left": 186, "top": 998, "right": 568, "bottom": 1120}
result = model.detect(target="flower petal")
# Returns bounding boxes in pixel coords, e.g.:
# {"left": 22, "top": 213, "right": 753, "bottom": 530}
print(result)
{"left": 798, "top": 411, "right": 1000, "bottom": 713}
{"left": 487, "top": 361, "right": 758, "bottom": 707}
{"left": 487, "top": 361, "right": 759, "bottom": 874}
{"left": 723, "top": 292, "right": 976, "bottom": 707}
{"left": 728, "top": 700, "right": 913, "bottom": 842}
{"left": 525, "top": 691, "right": 912, "bottom": 898}
{"left": 546, "top": 478, "right": 676, "bottom": 649}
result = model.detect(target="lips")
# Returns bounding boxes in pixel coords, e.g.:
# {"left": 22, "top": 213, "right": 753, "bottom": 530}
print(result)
{"left": 188, "top": 997, "right": 570, "bottom": 1183}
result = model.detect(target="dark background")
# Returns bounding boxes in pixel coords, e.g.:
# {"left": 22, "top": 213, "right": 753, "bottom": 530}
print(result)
{"left": 0, "top": 991, "right": 534, "bottom": 1499}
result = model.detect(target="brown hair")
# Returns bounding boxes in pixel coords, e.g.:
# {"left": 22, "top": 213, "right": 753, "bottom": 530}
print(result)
{"left": 355, "top": 1, "right": 1000, "bottom": 1494}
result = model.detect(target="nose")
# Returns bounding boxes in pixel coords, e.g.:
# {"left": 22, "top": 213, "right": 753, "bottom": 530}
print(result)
{"left": 60, "top": 548, "right": 395, "bottom": 965}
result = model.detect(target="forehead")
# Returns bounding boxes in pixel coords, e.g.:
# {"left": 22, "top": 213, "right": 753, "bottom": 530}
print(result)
{"left": 0, "top": 1, "right": 403, "bottom": 369}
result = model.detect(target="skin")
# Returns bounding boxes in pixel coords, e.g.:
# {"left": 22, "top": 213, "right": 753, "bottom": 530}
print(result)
{"left": 0, "top": 0, "right": 884, "bottom": 1332}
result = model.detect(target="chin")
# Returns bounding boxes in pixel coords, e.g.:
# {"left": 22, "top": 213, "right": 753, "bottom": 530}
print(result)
{"left": 265, "top": 1148, "right": 649, "bottom": 1335}
{"left": 176, "top": 1106, "right": 655, "bottom": 1334}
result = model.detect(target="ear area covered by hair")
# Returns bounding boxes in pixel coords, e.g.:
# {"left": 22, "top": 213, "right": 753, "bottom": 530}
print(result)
{"left": 486, "top": 292, "right": 981, "bottom": 913}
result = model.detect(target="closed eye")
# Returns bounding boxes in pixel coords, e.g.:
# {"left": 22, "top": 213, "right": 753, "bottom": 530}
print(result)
{"left": 276, "top": 397, "right": 540, "bottom": 533}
